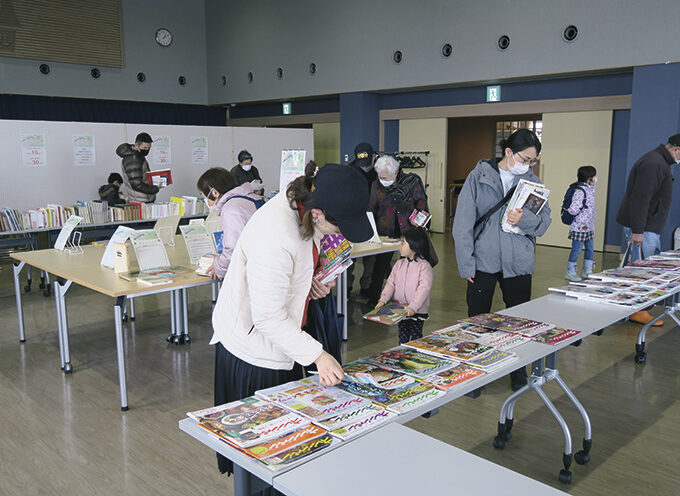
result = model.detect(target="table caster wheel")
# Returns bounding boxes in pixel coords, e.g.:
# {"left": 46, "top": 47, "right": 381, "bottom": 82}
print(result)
{"left": 574, "top": 450, "right": 590, "bottom": 465}
{"left": 122, "top": 315, "right": 128, "bottom": 322}
{"left": 166, "top": 334, "right": 175, "bottom": 343}
{"left": 558, "top": 469, "right": 572, "bottom": 484}
{"left": 24, "top": 284, "right": 31, "bottom": 293}
{"left": 39, "top": 282, "right": 46, "bottom": 290}
{"left": 63, "top": 363, "right": 73, "bottom": 374}
{"left": 594, "top": 329, "right": 604, "bottom": 336}
{"left": 570, "top": 339, "right": 582, "bottom": 347}
{"left": 43, "top": 288, "right": 51, "bottom": 297}
{"left": 183, "top": 335, "right": 191, "bottom": 344}
{"left": 172, "top": 335, "right": 181, "bottom": 345}
{"left": 634, "top": 352, "right": 646, "bottom": 364}
{"left": 492, "top": 435, "right": 505, "bottom": 449}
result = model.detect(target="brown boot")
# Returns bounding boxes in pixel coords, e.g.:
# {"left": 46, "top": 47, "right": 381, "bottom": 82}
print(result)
{"left": 629, "top": 310, "right": 664, "bottom": 327}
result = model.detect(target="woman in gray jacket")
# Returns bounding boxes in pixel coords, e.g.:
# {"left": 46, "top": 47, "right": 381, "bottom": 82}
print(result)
{"left": 453, "top": 129, "right": 551, "bottom": 390}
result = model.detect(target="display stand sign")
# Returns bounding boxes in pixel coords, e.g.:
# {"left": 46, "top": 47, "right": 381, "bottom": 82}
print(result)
{"left": 279, "top": 149, "right": 306, "bottom": 192}
{"left": 101, "top": 225, "right": 135, "bottom": 268}
{"left": 179, "top": 224, "right": 217, "bottom": 264}
{"left": 54, "top": 215, "right": 84, "bottom": 251}
{"left": 129, "top": 230, "right": 170, "bottom": 271}
{"left": 153, "top": 215, "right": 181, "bottom": 246}
{"left": 73, "top": 135, "right": 96, "bottom": 166}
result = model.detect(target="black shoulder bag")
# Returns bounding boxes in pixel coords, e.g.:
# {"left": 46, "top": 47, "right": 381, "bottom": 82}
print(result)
{"left": 473, "top": 186, "right": 516, "bottom": 241}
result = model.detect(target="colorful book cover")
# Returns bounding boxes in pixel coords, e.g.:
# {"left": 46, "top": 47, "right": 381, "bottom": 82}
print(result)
{"left": 336, "top": 379, "right": 444, "bottom": 413}
{"left": 245, "top": 424, "right": 328, "bottom": 460}
{"left": 532, "top": 328, "right": 581, "bottom": 345}
{"left": 342, "top": 361, "right": 416, "bottom": 390}
{"left": 261, "top": 433, "right": 338, "bottom": 470}
{"left": 548, "top": 285, "right": 619, "bottom": 298}
{"left": 466, "top": 349, "right": 518, "bottom": 372}
{"left": 425, "top": 364, "right": 485, "bottom": 391}
{"left": 187, "top": 397, "right": 309, "bottom": 449}
{"left": 632, "top": 259, "right": 680, "bottom": 271}
{"left": 403, "top": 335, "right": 490, "bottom": 362}
{"left": 328, "top": 408, "right": 396, "bottom": 440}
{"left": 314, "top": 403, "right": 388, "bottom": 431}
{"left": 458, "top": 313, "right": 554, "bottom": 337}
{"left": 590, "top": 267, "right": 665, "bottom": 283}
{"left": 315, "top": 234, "right": 352, "bottom": 283}
{"left": 255, "top": 378, "right": 372, "bottom": 422}
{"left": 362, "top": 302, "right": 407, "bottom": 326}
{"left": 569, "top": 279, "right": 637, "bottom": 291}
{"left": 359, "top": 347, "right": 456, "bottom": 379}
{"left": 472, "top": 331, "right": 530, "bottom": 351}
{"left": 146, "top": 168, "right": 173, "bottom": 187}
{"left": 212, "top": 231, "right": 224, "bottom": 254}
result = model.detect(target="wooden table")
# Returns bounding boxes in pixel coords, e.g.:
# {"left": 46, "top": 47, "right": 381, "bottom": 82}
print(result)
{"left": 11, "top": 237, "right": 215, "bottom": 410}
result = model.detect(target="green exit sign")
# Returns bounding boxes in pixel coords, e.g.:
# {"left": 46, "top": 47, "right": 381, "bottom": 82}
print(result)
{"left": 282, "top": 102, "right": 292, "bottom": 115}
{"left": 486, "top": 85, "right": 501, "bottom": 102}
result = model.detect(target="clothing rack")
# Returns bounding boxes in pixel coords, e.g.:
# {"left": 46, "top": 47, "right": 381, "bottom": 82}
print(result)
{"left": 379, "top": 151, "right": 430, "bottom": 189}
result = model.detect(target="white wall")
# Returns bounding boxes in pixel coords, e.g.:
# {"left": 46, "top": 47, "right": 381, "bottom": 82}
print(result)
{"left": 0, "top": 0, "right": 209, "bottom": 104}
{"left": 205, "top": 0, "right": 680, "bottom": 104}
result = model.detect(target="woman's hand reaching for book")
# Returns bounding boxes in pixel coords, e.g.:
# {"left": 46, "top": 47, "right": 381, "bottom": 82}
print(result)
{"left": 374, "top": 301, "right": 385, "bottom": 310}
{"left": 507, "top": 208, "right": 524, "bottom": 225}
{"left": 314, "top": 351, "right": 345, "bottom": 386}
{"left": 310, "top": 278, "right": 335, "bottom": 300}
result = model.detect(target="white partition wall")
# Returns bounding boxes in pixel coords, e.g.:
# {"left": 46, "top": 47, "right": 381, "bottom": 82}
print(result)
{"left": 124, "top": 124, "right": 234, "bottom": 203}
{"left": 1, "top": 120, "right": 126, "bottom": 211}
{"left": 231, "top": 127, "right": 315, "bottom": 193}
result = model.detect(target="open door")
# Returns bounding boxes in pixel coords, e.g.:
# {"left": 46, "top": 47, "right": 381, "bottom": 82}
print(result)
{"left": 539, "top": 111, "right": 613, "bottom": 250}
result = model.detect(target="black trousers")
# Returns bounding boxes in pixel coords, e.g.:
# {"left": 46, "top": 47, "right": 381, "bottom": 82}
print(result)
{"left": 214, "top": 343, "right": 303, "bottom": 476}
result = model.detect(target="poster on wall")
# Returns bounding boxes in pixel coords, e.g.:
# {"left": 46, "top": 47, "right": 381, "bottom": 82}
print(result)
{"left": 279, "top": 149, "right": 306, "bottom": 192}
{"left": 152, "top": 136, "right": 172, "bottom": 166}
{"left": 21, "top": 134, "right": 47, "bottom": 167}
{"left": 191, "top": 136, "right": 209, "bottom": 165}
{"left": 73, "top": 135, "right": 96, "bottom": 166}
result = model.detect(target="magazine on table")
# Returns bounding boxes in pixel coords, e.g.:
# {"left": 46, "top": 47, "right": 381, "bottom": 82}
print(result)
{"left": 186, "top": 397, "right": 309, "bottom": 449}
{"left": 466, "top": 349, "right": 519, "bottom": 372}
{"left": 359, "top": 347, "right": 457, "bottom": 379}
{"left": 501, "top": 179, "right": 550, "bottom": 235}
{"left": 244, "top": 424, "right": 329, "bottom": 460}
{"left": 424, "top": 364, "right": 486, "bottom": 391}
{"left": 260, "top": 433, "right": 339, "bottom": 471}
{"left": 548, "top": 285, "right": 620, "bottom": 299}
{"left": 631, "top": 259, "right": 680, "bottom": 271}
{"left": 342, "top": 361, "right": 417, "bottom": 390}
{"left": 458, "top": 313, "right": 554, "bottom": 337}
{"left": 470, "top": 330, "right": 531, "bottom": 351}
{"left": 255, "top": 378, "right": 372, "bottom": 422}
{"left": 326, "top": 408, "right": 396, "bottom": 440}
{"left": 336, "top": 378, "right": 444, "bottom": 413}
{"left": 568, "top": 279, "right": 637, "bottom": 291}
{"left": 402, "top": 334, "right": 492, "bottom": 362}
{"left": 313, "top": 403, "right": 390, "bottom": 432}
{"left": 589, "top": 267, "right": 665, "bottom": 283}
{"left": 532, "top": 328, "right": 581, "bottom": 345}
{"left": 362, "top": 301, "right": 407, "bottom": 326}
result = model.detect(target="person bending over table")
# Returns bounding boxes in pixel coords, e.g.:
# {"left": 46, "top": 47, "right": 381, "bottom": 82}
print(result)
{"left": 453, "top": 129, "right": 551, "bottom": 391}
{"left": 366, "top": 155, "right": 429, "bottom": 307}
{"left": 197, "top": 167, "right": 262, "bottom": 280}
{"left": 210, "top": 162, "right": 373, "bottom": 476}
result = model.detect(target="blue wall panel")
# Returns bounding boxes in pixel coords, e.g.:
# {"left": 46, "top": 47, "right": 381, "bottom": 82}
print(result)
{"left": 339, "top": 92, "right": 380, "bottom": 164}
{"left": 605, "top": 110, "right": 631, "bottom": 248}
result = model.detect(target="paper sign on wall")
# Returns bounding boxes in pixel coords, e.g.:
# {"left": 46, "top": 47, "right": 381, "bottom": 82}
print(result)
{"left": 21, "top": 134, "right": 46, "bottom": 167}
{"left": 152, "top": 136, "right": 172, "bottom": 166}
{"left": 73, "top": 135, "right": 96, "bottom": 166}
{"left": 191, "top": 136, "right": 209, "bottom": 165}
{"left": 279, "top": 149, "right": 306, "bottom": 192}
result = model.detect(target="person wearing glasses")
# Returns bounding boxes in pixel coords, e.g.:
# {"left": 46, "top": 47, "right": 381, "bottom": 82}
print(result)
{"left": 453, "top": 129, "right": 551, "bottom": 391}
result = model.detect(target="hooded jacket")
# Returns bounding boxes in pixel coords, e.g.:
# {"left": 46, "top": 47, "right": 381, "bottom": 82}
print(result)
{"left": 380, "top": 257, "right": 433, "bottom": 314}
{"left": 116, "top": 143, "right": 159, "bottom": 203}
{"left": 452, "top": 158, "right": 552, "bottom": 279}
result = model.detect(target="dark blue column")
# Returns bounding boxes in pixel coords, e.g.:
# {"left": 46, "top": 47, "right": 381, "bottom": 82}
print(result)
{"left": 383, "top": 120, "right": 399, "bottom": 153}
{"left": 339, "top": 92, "right": 381, "bottom": 164}
{"left": 625, "top": 62, "right": 680, "bottom": 250}
{"left": 605, "top": 109, "right": 630, "bottom": 249}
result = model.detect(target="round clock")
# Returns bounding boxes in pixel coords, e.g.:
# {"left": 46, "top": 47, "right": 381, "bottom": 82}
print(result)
{"left": 155, "top": 28, "right": 172, "bottom": 47}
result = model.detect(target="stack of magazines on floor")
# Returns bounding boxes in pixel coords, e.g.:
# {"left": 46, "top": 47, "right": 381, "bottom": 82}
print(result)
{"left": 186, "top": 314, "right": 580, "bottom": 471}
{"left": 548, "top": 249, "right": 680, "bottom": 308}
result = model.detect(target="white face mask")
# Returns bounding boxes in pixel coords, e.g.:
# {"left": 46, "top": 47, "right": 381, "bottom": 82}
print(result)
{"left": 379, "top": 179, "right": 394, "bottom": 188}
{"left": 241, "top": 164, "right": 252, "bottom": 171}
{"left": 592, "top": 177, "right": 598, "bottom": 184}
{"left": 507, "top": 154, "right": 530, "bottom": 175}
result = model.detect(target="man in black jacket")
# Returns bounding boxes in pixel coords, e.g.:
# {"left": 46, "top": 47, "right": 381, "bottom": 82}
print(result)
{"left": 98, "top": 172, "right": 125, "bottom": 205}
{"left": 231, "top": 150, "right": 264, "bottom": 194}
{"left": 116, "top": 132, "right": 159, "bottom": 203}
{"left": 617, "top": 133, "right": 680, "bottom": 324}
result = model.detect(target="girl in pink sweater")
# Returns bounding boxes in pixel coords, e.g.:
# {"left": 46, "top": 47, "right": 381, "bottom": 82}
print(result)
{"left": 375, "top": 228, "right": 435, "bottom": 344}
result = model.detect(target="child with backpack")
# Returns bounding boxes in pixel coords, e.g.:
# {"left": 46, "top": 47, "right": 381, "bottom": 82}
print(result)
{"left": 374, "top": 228, "right": 435, "bottom": 344}
{"left": 562, "top": 166, "right": 597, "bottom": 281}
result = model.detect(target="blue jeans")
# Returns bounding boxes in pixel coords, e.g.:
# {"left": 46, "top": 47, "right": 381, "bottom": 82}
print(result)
{"left": 623, "top": 227, "right": 661, "bottom": 262}
{"left": 568, "top": 238, "right": 594, "bottom": 264}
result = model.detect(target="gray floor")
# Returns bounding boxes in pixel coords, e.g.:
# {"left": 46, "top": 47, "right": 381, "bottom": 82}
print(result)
{"left": 0, "top": 235, "right": 678, "bottom": 496}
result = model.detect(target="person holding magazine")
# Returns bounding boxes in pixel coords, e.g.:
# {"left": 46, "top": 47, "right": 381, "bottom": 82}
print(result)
{"left": 210, "top": 162, "right": 373, "bottom": 476}
{"left": 196, "top": 167, "right": 262, "bottom": 280}
{"left": 375, "top": 228, "right": 435, "bottom": 344}
{"left": 453, "top": 129, "right": 551, "bottom": 391}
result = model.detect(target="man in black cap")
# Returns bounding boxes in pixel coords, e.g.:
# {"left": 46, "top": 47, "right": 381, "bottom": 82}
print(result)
{"left": 346, "top": 142, "right": 377, "bottom": 297}
{"left": 231, "top": 149, "right": 264, "bottom": 194}
{"left": 617, "top": 133, "right": 680, "bottom": 325}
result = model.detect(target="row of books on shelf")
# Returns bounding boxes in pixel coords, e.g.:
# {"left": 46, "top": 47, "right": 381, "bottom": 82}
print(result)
{"left": 548, "top": 250, "right": 680, "bottom": 308}
{"left": 187, "top": 312, "right": 581, "bottom": 471}
{"left": 0, "top": 197, "right": 208, "bottom": 233}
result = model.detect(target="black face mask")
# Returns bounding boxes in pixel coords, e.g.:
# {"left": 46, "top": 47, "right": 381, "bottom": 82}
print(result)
{"left": 137, "top": 148, "right": 150, "bottom": 157}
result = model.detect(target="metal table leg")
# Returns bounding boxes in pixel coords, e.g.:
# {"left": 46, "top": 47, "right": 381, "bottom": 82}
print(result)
{"left": 54, "top": 278, "right": 73, "bottom": 373}
{"left": 53, "top": 280, "right": 65, "bottom": 369}
{"left": 114, "top": 296, "right": 129, "bottom": 411}
{"left": 211, "top": 280, "right": 218, "bottom": 303}
{"left": 634, "top": 293, "right": 680, "bottom": 363}
{"left": 167, "top": 291, "right": 177, "bottom": 343}
{"left": 13, "top": 262, "right": 26, "bottom": 342}
{"left": 233, "top": 465, "right": 272, "bottom": 496}
{"left": 128, "top": 297, "right": 135, "bottom": 320}
{"left": 176, "top": 288, "right": 191, "bottom": 345}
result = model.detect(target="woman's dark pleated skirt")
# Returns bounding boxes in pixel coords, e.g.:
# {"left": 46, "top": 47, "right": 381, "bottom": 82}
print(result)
{"left": 213, "top": 342, "right": 304, "bottom": 475}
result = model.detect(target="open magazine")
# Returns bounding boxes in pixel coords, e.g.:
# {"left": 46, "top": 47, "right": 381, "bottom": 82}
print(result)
{"left": 501, "top": 179, "right": 550, "bottom": 235}
{"left": 315, "top": 234, "right": 353, "bottom": 284}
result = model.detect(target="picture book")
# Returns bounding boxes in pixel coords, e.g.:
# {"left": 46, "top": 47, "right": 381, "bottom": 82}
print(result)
{"left": 458, "top": 313, "right": 554, "bottom": 337}
{"left": 362, "top": 302, "right": 407, "bottom": 326}
{"left": 359, "top": 347, "right": 457, "bottom": 379}
{"left": 245, "top": 424, "right": 328, "bottom": 460}
{"left": 313, "top": 403, "right": 389, "bottom": 432}
{"left": 466, "top": 349, "right": 519, "bottom": 372}
{"left": 187, "top": 397, "right": 309, "bottom": 449}
{"left": 146, "top": 168, "right": 173, "bottom": 187}
{"left": 342, "top": 361, "right": 417, "bottom": 390}
{"left": 402, "top": 335, "right": 490, "bottom": 362}
{"left": 336, "top": 379, "right": 444, "bottom": 413}
{"left": 328, "top": 408, "right": 396, "bottom": 440}
{"left": 532, "top": 328, "right": 581, "bottom": 345}
{"left": 424, "top": 364, "right": 485, "bottom": 391}
{"left": 261, "top": 433, "right": 339, "bottom": 471}
{"left": 255, "top": 378, "right": 372, "bottom": 422}
{"left": 409, "top": 209, "right": 432, "bottom": 227}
